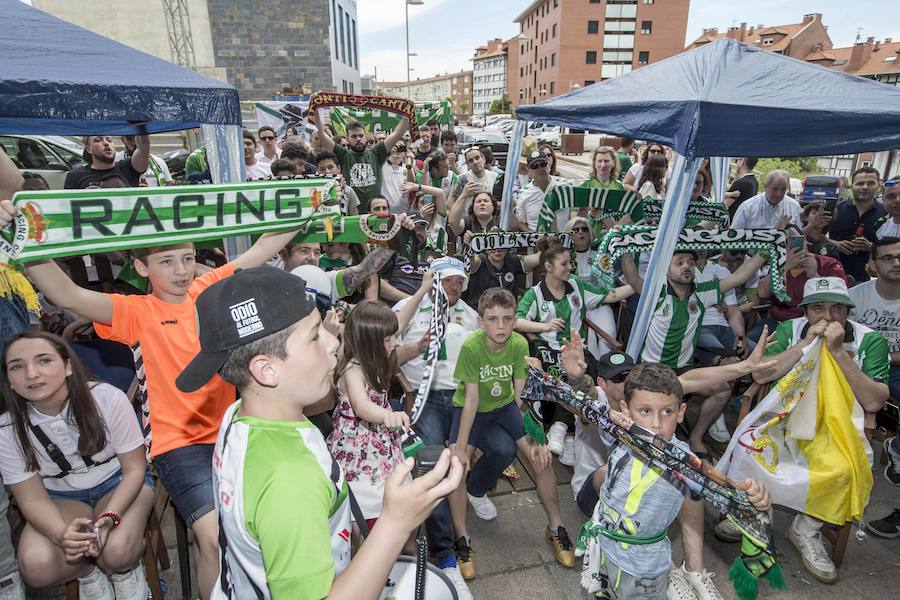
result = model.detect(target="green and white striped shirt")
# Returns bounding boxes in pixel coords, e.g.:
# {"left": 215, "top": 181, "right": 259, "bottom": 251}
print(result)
{"left": 517, "top": 278, "right": 608, "bottom": 350}
{"left": 640, "top": 280, "right": 721, "bottom": 369}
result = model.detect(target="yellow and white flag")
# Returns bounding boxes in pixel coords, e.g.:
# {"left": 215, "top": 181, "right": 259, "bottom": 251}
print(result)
{"left": 717, "top": 340, "right": 873, "bottom": 525}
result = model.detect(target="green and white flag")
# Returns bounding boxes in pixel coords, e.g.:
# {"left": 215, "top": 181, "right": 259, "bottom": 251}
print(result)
{"left": 1, "top": 179, "right": 343, "bottom": 263}
{"left": 330, "top": 100, "right": 452, "bottom": 135}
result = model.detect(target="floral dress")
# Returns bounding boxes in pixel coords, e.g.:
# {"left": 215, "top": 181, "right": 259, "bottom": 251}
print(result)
{"left": 327, "top": 373, "right": 405, "bottom": 520}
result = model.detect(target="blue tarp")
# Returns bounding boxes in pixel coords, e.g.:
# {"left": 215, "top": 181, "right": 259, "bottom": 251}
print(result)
{"left": 0, "top": 0, "right": 241, "bottom": 135}
{"left": 516, "top": 38, "right": 900, "bottom": 159}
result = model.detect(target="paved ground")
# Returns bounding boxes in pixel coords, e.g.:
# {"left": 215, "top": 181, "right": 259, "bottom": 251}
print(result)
{"left": 30, "top": 447, "right": 899, "bottom": 600}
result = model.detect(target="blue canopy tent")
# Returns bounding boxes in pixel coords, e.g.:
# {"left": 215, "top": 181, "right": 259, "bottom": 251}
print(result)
{"left": 0, "top": 0, "right": 243, "bottom": 196}
{"left": 511, "top": 38, "right": 900, "bottom": 359}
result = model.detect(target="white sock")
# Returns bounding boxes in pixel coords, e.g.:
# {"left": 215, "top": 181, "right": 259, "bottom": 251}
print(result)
{"left": 78, "top": 566, "right": 104, "bottom": 584}
{"left": 793, "top": 513, "right": 824, "bottom": 536}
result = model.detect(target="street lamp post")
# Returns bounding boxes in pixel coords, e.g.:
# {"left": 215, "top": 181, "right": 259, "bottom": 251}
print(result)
{"left": 406, "top": 0, "right": 424, "bottom": 100}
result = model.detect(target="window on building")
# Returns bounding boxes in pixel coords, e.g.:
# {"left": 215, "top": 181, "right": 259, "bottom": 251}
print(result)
{"left": 351, "top": 18, "right": 359, "bottom": 68}
{"left": 521, "top": 44, "right": 525, "bottom": 55}
{"left": 638, "top": 51, "right": 649, "bottom": 64}
{"left": 586, "top": 51, "right": 597, "bottom": 64}
{"left": 464, "top": 87, "right": 469, "bottom": 93}
{"left": 551, "top": 52, "right": 556, "bottom": 66}
{"left": 348, "top": 81, "right": 354, "bottom": 93}
{"left": 762, "top": 37, "right": 774, "bottom": 45}
{"left": 640, "top": 21, "right": 652, "bottom": 35}
{"left": 549, "top": 81, "right": 555, "bottom": 94}
{"left": 552, "top": 23, "right": 557, "bottom": 38}
{"left": 588, "top": 21, "right": 599, "bottom": 34}
{"left": 331, "top": 1, "right": 339, "bottom": 57}
{"left": 590, "top": 0, "right": 601, "bottom": 3}
{"left": 554, "top": 0, "right": 558, "bottom": 7}
{"left": 585, "top": 80, "right": 596, "bottom": 86}
{"left": 342, "top": 80, "right": 348, "bottom": 93}
{"left": 338, "top": 6, "right": 345, "bottom": 63}
{"left": 643, "top": 0, "right": 654, "bottom": 4}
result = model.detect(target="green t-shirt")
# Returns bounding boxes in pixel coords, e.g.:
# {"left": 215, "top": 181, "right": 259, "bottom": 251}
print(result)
{"left": 452, "top": 329, "right": 529, "bottom": 413}
{"left": 213, "top": 403, "right": 351, "bottom": 599}
{"left": 319, "top": 256, "right": 349, "bottom": 271}
{"left": 333, "top": 141, "right": 388, "bottom": 212}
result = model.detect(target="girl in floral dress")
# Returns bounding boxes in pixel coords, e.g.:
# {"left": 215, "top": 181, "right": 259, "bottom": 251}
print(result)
{"left": 328, "top": 300, "right": 411, "bottom": 526}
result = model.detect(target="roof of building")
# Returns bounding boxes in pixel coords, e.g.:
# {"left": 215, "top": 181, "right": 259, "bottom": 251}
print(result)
{"left": 514, "top": 0, "right": 545, "bottom": 23}
{"left": 690, "top": 21, "right": 810, "bottom": 53}
{"left": 378, "top": 70, "right": 472, "bottom": 89}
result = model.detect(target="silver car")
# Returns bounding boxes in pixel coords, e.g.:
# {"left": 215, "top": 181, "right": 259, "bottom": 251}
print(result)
{"left": 0, "top": 135, "right": 85, "bottom": 189}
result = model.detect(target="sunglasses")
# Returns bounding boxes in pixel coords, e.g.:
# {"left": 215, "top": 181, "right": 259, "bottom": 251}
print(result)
{"left": 884, "top": 179, "right": 900, "bottom": 188}
{"left": 648, "top": 149, "right": 663, "bottom": 155}
{"left": 260, "top": 136, "right": 275, "bottom": 141}
{"left": 572, "top": 226, "right": 590, "bottom": 233}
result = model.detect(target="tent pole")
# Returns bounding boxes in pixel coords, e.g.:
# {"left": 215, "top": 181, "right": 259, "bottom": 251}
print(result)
{"left": 500, "top": 121, "right": 526, "bottom": 230}
{"left": 202, "top": 123, "right": 248, "bottom": 259}
{"left": 710, "top": 156, "right": 731, "bottom": 204}
{"left": 625, "top": 154, "right": 700, "bottom": 360}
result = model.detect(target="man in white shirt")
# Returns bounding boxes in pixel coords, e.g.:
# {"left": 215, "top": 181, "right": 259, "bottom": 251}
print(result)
{"left": 380, "top": 142, "right": 410, "bottom": 214}
{"left": 392, "top": 257, "right": 476, "bottom": 599}
{"left": 448, "top": 147, "right": 498, "bottom": 212}
{"left": 242, "top": 130, "right": 270, "bottom": 180}
{"left": 732, "top": 169, "right": 801, "bottom": 230}
{"left": 876, "top": 178, "right": 900, "bottom": 239}
{"left": 515, "top": 151, "right": 569, "bottom": 231}
{"left": 255, "top": 126, "right": 281, "bottom": 168}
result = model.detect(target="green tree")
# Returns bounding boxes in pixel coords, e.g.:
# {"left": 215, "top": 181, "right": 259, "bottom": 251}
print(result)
{"left": 488, "top": 95, "right": 512, "bottom": 115}
{"left": 754, "top": 157, "right": 822, "bottom": 187}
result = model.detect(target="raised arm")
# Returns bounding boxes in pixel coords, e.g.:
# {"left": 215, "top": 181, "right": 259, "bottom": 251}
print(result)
{"left": 394, "top": 271, "right": 432, "bottom": 333}
{"left": 620, "top": 253, "right": 644, "bottom": 295}
{"left": 25, "top": 259, "right": 113, "bottom": 324}
{"left": 0, "top": 147, "right": 23, "bottom": 198}
{"left": 316, "top": 115, "right": 336, "bottom": 152}
{"left": 233, "top": 228, "right": 307, "bottom": 270}
{"left": 129, "top": 134, "right": 151, "bottom": 175}
{"left": 383, "top": 117, "right": 411, "bottom": 153}
{"left": 721, "top": 253, "right": 766, "bottom": 294}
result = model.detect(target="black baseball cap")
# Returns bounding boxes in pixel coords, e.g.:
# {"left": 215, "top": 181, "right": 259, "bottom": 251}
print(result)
{"left": 597, "top": 351, "right": 636, "bottom": 381}
{"left": 527, "top": 150, "right": 549, "bottom": 169}
{"left": 176, "top": 266, "right": 317, "bottom": 393}
{"left": 408, "top": 211, "right": 429, "bottom": 225}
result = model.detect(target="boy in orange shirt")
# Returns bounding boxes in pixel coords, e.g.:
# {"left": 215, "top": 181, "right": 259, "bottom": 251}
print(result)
{"left": 0, "top": 198, "right": 305, "bottom": 600}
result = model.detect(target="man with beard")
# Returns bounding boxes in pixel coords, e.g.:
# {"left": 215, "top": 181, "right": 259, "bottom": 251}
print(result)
{"left": 242, "top": 130, "right": 270, "bottom": 180}
{"left": 829, "top": 167, "right": 886, "bottom": 283}
{"left": 621, "top": 250, "right": 766, "bottom": 458}
{"left": 316, "top": 117, "right": 409, "bottom": 213}
{"left": 65, "top": 134, "right": 149, "bottom": 189}
{"left": 116, "top": 135, "right": 173, "bottom": 187}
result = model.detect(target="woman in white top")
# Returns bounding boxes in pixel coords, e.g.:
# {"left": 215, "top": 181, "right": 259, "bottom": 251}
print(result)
{"left": 635, "top": 153, "right": 668, "bottom": 201}
{"left": 623, "top": 142, "right": 666, "bottom": 191}
{"left": 0, "top": 332, "right": 153, "bottom": 600}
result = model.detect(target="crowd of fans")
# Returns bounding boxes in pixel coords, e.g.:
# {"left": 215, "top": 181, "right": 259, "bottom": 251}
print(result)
{"left": 0, "top": 115, "right": 897, "bottom": 600}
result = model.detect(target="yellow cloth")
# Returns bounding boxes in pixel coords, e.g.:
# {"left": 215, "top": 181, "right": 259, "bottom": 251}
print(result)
{"left": 798, "top": 345, "right": 873, "bottom": 524}
{"left": 0, "top": 263, "right": 40, "bottom": 316}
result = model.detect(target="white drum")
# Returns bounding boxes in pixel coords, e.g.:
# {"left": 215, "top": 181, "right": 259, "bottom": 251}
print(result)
{"left": 379, "top": 555, "right": 458, "bottom": 600}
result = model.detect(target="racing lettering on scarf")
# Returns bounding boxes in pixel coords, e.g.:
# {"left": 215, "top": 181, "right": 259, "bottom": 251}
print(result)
{"left": 0, "top": 179, "right": 411, "bottom": 264}
{"left": 409, "top": 272, "right": 450, "bottom": 425}
{"left": 593, "top": 225, "right": 789, "bottom": 301}
{"left": 307, "top": 92, "right": 419, "bottom": 140}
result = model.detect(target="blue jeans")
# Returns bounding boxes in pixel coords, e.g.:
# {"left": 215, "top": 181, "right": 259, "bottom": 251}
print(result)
{"left": 414, "top": 389, "right": 457, "bottom": 561}
{"left": 694, "top": 324, "right": 735, "bottom": 366}
{"left": 889, "top": 365, "right": 900, "bottom": 404}
{"left": 47, "top": 467, "right": 154, "bottom": 508}
{"left": 449, "top": 404, "right": 521, "bottom": 498}
{"left": 0, "top": 294, "right": 32, "bottom": 358}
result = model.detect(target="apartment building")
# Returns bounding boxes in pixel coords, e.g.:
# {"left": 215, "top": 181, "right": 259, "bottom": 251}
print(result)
{"left": 473, "top": 39, "right": 509, "bottom": 118}
{"left": 508, "top": 0, "right": 690, "bottom": 108}
{"left": 379, "top": 71, "right": 473, "bottom": 119}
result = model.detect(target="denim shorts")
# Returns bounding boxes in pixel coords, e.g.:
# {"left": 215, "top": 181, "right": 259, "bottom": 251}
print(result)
{"left": 47, "top": 467, "right": 154, "bottom": 508}
{"left": 153, "top": 443, "right": 215, "bottom": 526}
{"left": 449, "top": 402, "right": 526, "bottom": 448}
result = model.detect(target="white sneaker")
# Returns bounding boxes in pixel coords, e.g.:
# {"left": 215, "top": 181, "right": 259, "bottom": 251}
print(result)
{"left": 547, "top": 421, "right": 567, "bottom": 455}
{"left": 788, "top": 520, "right": 837, "bottom": 583}
{"left": 77, "top": 566, "right": 115, "bottom": 600}
{"left": 467, "top": 492, "right": 498, "bottom": 520}
{"left": 713, "top": 518, "right": 742, "bottom": 542}
{"left": 442, "top": 566, "right": 473, "bottom": 600}
{"left": 681, "top": 564, "right": 724, "bottom": 600}
{"left": 708, "top": 414, "right": 730, "bottom": 443}
{"left": 560, "top": 435, "right": 575, "bottom": 466}
{"left": 667, "top": 565, "right": 699, "bottom": 600}
{"left": 111, "top": 564, "right": 150, "bottom": 600}
{"left": 0, "top": 571, "right": 25, "bottom": 600}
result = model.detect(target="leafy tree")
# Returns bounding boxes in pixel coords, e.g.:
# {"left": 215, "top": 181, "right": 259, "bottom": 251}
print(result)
{"left": 754, "top": 157, "right": 821, "bottom": 187}
{"left": 489, "top": 95, "right": 512, "bottom": 115}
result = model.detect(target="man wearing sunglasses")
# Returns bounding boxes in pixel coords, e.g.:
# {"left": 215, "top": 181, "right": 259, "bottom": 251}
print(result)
{"left": 255, "top": 126, "right": 281, "bottom": 169}
{"left": 876, "top": 178, "right": 900, "bottom": 240}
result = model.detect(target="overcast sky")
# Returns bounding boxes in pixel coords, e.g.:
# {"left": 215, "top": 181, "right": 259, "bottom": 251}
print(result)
{"left": 359, "top": 0, "right": 900, "bottom": 81}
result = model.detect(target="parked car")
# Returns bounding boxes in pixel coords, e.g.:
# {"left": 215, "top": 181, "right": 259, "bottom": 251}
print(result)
{"left": 484, "top": 114, "right": 512, "bottom": 127}
{"left": 535, "top": 127, "right": 561, "bottom": 149}
{"left": 162, "top": 148, "right": 189, "bottom": 181}
{"left": 0, "top": 135, "right": 85, "bottom": 189}
{"left": 457, "top": 128, "right": 510, "bottom": 169}
{"left": 800, "top": 174, "right": 852, "bottom": 206}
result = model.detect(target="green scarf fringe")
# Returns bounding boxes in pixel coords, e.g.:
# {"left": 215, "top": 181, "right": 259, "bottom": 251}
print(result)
{"left": 728, "top": 534, "right": 786, "bottom": 600}
{"left": 523, "top": 410, "right": 546, "bottom": 445}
